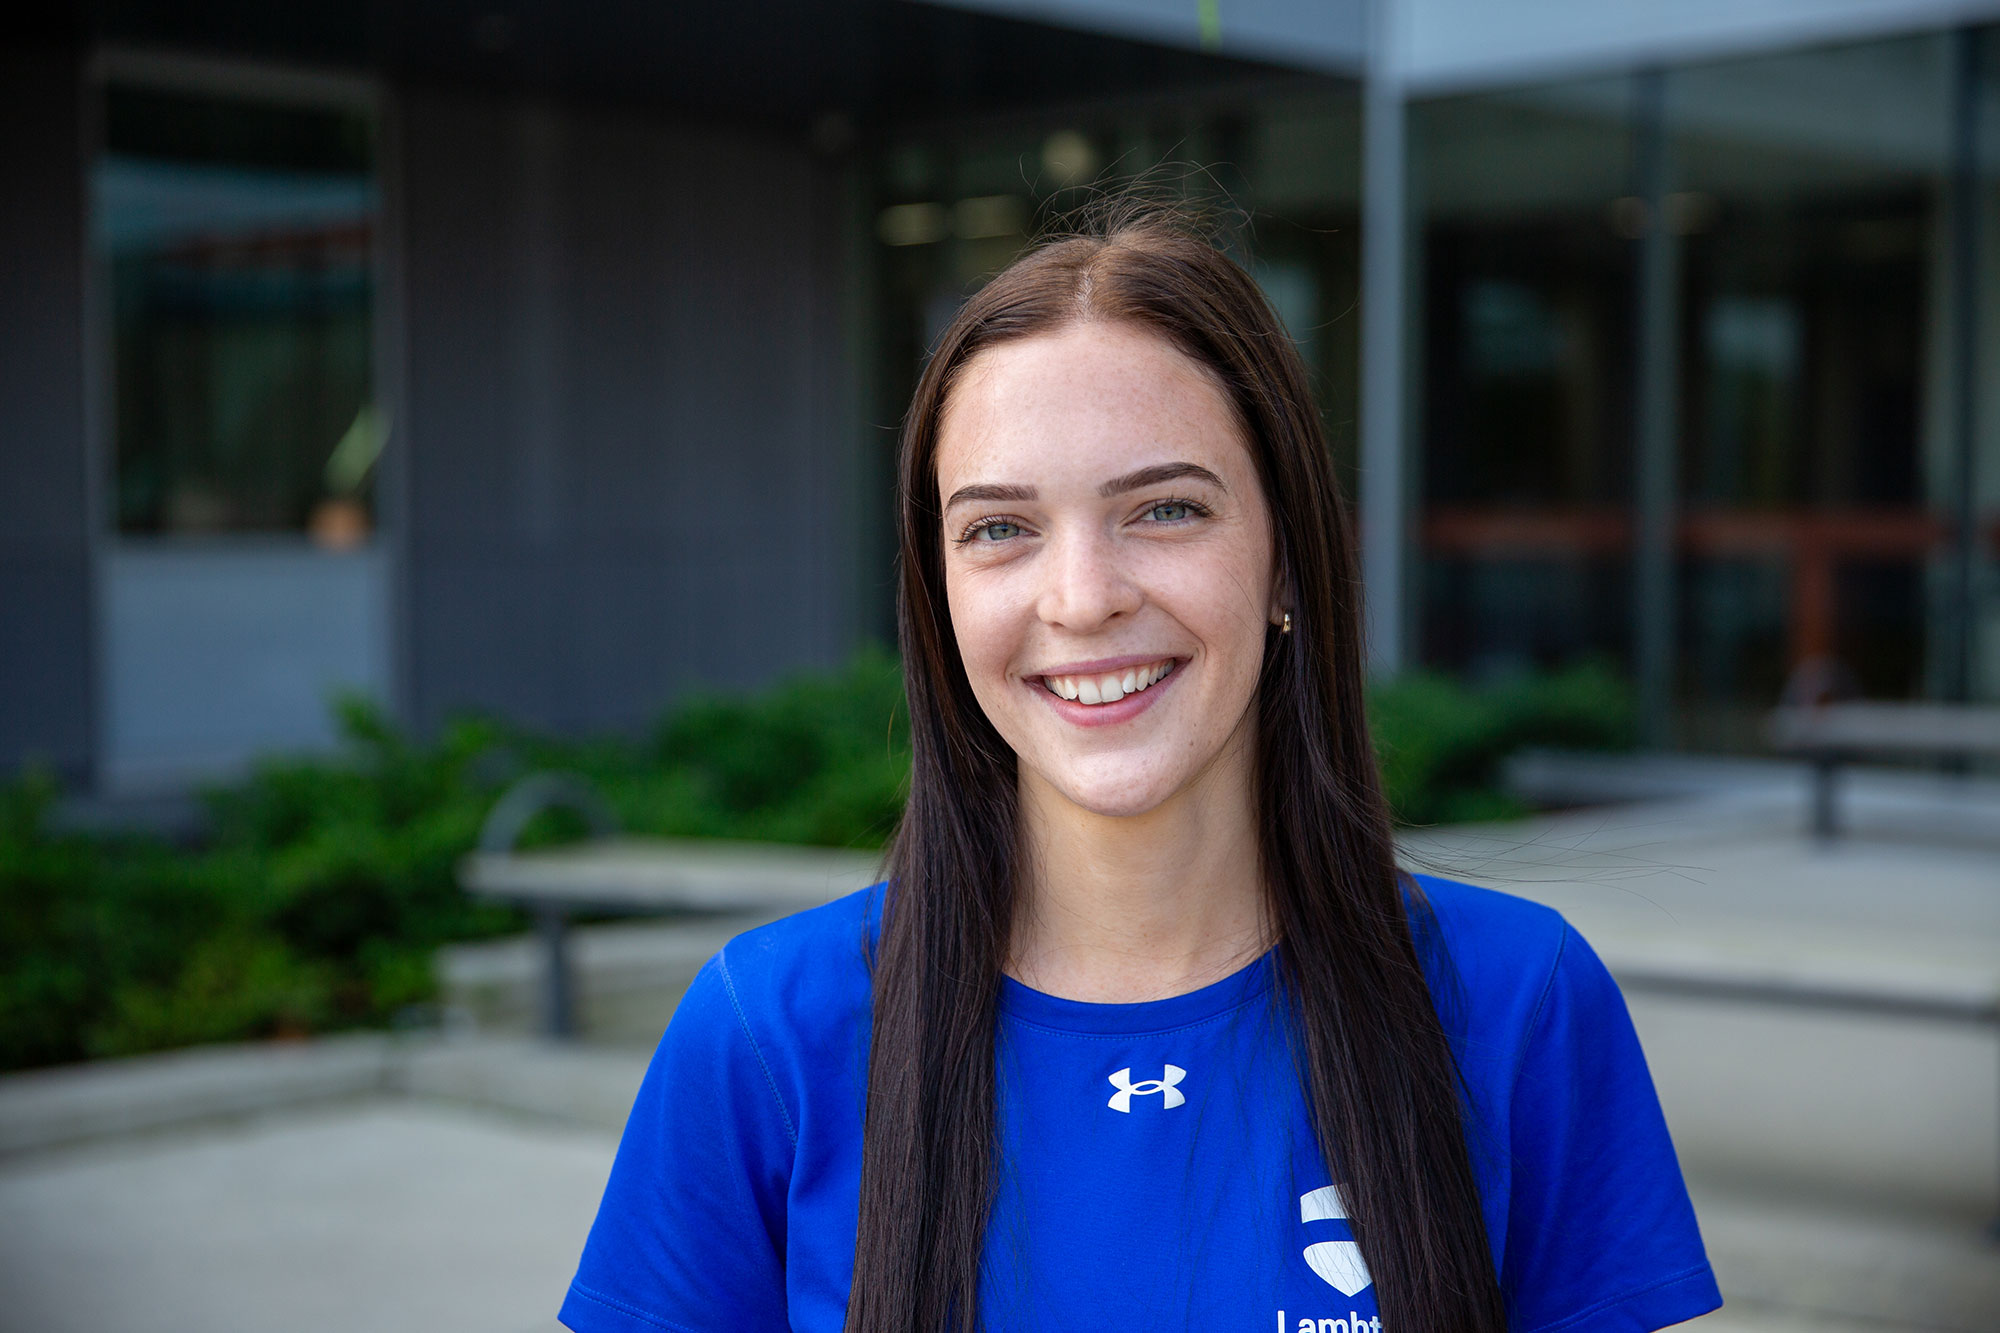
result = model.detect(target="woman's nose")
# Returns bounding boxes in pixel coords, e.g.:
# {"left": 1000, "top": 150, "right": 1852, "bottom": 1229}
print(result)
{"left": 1035, "top": 527, "right": 1143, "bottom": 631}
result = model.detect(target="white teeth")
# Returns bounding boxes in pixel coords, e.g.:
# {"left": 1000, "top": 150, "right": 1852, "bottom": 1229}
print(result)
{"left": 1042, "top": 660, "right": 1174, "bottom": 705}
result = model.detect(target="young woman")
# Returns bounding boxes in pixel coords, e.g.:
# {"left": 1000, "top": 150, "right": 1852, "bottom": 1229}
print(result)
{"left": 559, "top": 214, "right": 1721, "bottom": 1333}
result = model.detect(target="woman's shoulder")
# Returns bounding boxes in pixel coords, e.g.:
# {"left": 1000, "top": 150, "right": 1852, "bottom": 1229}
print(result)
{"left": 1410, "top": 871, "right": 1572, "bottom": 960}
{"left": 704, "top": 882, "right": 881, "bottom": 1019}
{"left": 1405, "top": 872, "right": 1594, "bottom": 1041}
{"left": 632, "top": 886, "right": 879, "bottom": 1155}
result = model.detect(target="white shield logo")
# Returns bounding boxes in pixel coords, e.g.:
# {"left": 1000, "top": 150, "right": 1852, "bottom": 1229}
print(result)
{"left": 1304, "top": 1242, "right": 1373, "bottom": 1297}
{"left": 1299, "top": 1186, "right": 1373, "bottom": 1296}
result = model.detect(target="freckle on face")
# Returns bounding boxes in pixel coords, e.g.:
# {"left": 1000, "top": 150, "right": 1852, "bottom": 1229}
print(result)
{"left": 934, "top": 322, "right": 1277, "bottom": 821}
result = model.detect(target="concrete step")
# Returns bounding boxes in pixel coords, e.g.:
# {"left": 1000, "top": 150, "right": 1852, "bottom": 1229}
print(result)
{"left": 1629, "top": 988, "right": 1998, "bottom": 1217}
{"left": 0, "top": 1034, "right": 650, "bottom": 1154}
{"left": 396, "top": 1037, "right": 648, "bottom": 1135}
{"left": 1688, "top": 1176, "right": 2000, "bottom": 1333}
{"left": 0, "top": 1035, "right": 392, "bottom": 1156}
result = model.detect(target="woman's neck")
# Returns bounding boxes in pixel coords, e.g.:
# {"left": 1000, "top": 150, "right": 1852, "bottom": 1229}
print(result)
{"left": 1007, "top": 738, "right": 1270, "bottom": 1004}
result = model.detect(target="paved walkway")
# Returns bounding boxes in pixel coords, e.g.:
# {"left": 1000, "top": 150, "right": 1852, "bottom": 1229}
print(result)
{"left": 0, "top": 1098, "right": 607, "bottom": 1333}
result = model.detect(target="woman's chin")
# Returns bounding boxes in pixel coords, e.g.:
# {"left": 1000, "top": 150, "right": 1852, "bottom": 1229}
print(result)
{"left": 1036, "top": 769, "right": 1183, "bottom": 822}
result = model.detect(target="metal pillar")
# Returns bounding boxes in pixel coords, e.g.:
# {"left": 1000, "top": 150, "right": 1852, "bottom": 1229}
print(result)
{"left": 1810, "top": 755, "right": 1841, "bottom": 842}
{"left": 535, "top": 903, "right": 576, "bottom": 1039}
{"left": 1360, "top": 0, "right": 1409, "bottom": 676}
{"left": 1946, "top": 27, "right": 1983, "bottom": 706}
{"left": 476, "top": 772, "right": 618, "bottom": 1040}
{"left": 1632, "top": 69, "right": 1682, "bottom": 750}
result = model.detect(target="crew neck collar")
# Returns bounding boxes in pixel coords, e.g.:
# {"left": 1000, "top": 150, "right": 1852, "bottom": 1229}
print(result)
{"left": 997, "top": 951, "right": 1276, "bottom": 1035}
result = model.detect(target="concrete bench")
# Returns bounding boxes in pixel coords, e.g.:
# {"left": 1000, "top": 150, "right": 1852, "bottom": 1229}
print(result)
{"left": 1766, "top": 701, "right": 2000, "bottom": 838}
{"left": 460, "top": 764, "right": 884, "bottom": 1032}
{"left": 459, "top": 835, "right": 882, "bottom": 1037}
{"left": 457, "top": 775, "right": 882, "bottom": 1036}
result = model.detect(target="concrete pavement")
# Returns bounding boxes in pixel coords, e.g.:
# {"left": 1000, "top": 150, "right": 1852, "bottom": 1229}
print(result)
{"left": 1689, "top": 1173, "right": 2000, "bottom": 1331}
{"left": 0, "top": 1097, "right": 607, "bottom": 1333}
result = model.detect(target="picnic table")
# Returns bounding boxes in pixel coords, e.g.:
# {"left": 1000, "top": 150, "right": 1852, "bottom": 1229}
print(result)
{"left": 1767, "top": 701, "right": 2000, "bottom": 839}
{"left": 458, "top": 774, "right": 882, "bottom": 1036}
{"left": 1766, "top": 659, "right": 2000, "bottom": 839}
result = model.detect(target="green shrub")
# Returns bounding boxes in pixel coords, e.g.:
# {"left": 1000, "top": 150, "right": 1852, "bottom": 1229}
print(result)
{"left": 637, "top": 650, "right": 909, "bottom": 847}
{"left": 0, "top": 777, "right": 270, "bottom": 1067}
{"left": 1368, "top": 659, "right": 1634, "bottom": 826}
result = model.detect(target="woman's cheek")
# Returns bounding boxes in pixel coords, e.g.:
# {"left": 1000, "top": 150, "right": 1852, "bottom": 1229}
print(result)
{"left": 946, "top": 580, "right": 1016, "bottom": 709}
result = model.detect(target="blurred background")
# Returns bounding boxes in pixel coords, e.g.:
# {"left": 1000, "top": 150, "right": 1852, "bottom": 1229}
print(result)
{"left": 1, "top": 2, "right": 1997, "bottom": 1331}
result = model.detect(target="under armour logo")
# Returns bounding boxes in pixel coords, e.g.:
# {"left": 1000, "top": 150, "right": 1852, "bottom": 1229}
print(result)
{"left": 1300, "top": 1185, "right": 1373, "bottom": 1297}
{"left": 1106, "top": 1065, "right": 1186, "bottom": 1112}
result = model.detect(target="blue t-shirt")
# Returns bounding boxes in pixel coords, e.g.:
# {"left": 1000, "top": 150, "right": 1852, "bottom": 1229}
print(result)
{"left": 560, "top": 876, "right": 1721, "bottom": 1333}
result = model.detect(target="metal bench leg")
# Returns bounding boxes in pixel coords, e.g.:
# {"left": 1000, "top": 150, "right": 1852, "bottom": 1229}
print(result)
{"left": 536, "top": 903, "right": 576, "bottom": 1039}
{"left": 1811, "top": 757, "right": 1840, "bottom": 842}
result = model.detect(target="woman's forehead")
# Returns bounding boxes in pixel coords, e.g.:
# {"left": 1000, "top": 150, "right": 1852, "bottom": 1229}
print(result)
{"left": 936, "top": 324, "right": 1248, "bottom": 493}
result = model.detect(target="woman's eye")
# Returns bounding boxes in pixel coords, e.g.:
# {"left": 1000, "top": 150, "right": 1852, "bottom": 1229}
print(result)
{"left": 971, "top": 520, "right": 1022, "bottom": 542}
{"left": 1147, "top": 501, "right": 1194, "bottom": 523}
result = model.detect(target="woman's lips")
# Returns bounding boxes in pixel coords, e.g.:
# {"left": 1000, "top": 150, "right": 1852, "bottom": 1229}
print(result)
{"left": 1028, "top": 657, "right": 1182, "bottom": 727}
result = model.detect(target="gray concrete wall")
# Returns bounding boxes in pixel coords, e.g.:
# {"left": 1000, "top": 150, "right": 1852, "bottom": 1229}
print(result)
{"left": 396, "top": 87, "right": 860, "bottom": 736}
{"left": 0, "top": 47, "right": 93, "bottom": 783}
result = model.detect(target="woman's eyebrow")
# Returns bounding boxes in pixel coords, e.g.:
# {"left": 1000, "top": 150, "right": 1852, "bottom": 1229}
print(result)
{"left": 943, "top": 481, "right": 1036, "bottom": 510}
{"left": 942, "top": 462, "right": 1224, "bottom": 511}
{"left": 1098, "top": 461, "right": 1227, "bottom": 496}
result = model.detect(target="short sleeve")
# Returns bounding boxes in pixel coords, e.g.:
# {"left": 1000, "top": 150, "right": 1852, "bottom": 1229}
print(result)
{"left": 1501, "top": 925, "right": 1723, "bottom": 1333}
{"left": 559, "top": 951, "right": 795, "bottom": 1333}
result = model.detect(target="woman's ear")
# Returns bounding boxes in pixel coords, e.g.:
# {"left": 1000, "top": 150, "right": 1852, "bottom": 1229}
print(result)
{"left": 1268, "top": 559, "right": 1295, "bottom": 630}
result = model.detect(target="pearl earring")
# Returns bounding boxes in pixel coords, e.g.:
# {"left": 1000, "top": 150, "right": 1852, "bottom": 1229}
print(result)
{"left": 1281, "top": 612, "right": 1292, "bottom": 635}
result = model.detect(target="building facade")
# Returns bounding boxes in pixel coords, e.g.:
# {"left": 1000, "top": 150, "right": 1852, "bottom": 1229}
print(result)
{"left": 3, "top": 0, "right": 1997, "bottom": 791}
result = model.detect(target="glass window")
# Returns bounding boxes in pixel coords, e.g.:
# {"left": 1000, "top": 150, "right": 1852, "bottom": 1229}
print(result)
{"left": 1412, "top": 77, "right": 1638, "bottom": 682}
{"left": 1411, "top": 35, "right": 1989, "bottom": 745}
{"left": 1670, "top": 34, "right": 1952, "bottom": 743}
{"left": 95, "top": 80, "right": 379, "bottom": 545}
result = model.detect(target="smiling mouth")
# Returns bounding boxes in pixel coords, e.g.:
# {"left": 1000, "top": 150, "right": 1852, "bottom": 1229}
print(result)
{"left": 1038, "top": 659, "right": 1176, "bottom": 705}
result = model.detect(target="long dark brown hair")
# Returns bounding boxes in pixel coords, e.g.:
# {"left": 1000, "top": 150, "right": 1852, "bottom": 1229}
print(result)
{"left": 849, "top": 208, "right": 1505, "bottom": 1333}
